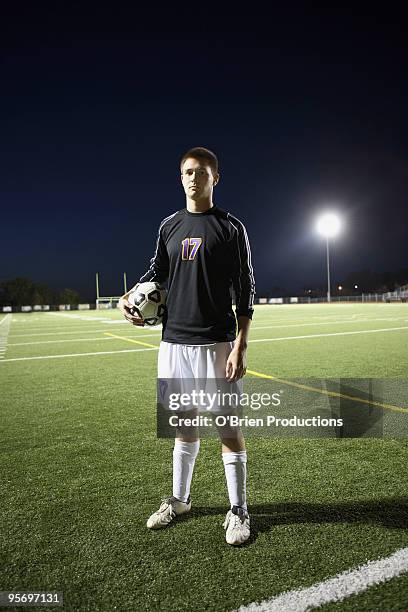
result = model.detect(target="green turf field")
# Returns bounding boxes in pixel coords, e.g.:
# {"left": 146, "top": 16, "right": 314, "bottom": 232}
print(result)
{"left": 1, "top": 304, "right": 408, "bottom": 611}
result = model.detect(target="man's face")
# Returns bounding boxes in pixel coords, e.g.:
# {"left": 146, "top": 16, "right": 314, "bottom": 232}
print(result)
{"left": 181, "top": 157, "right": 219, "bottom": 200}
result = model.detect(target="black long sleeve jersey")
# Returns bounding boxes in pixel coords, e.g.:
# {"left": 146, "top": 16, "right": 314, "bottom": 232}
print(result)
{"left": 138, "top": 205, "right": 256, "bottom": 345}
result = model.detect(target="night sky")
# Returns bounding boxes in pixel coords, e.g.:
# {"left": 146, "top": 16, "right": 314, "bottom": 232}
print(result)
{"left": 1, "top": 6, "right": 407, "bottom": 299}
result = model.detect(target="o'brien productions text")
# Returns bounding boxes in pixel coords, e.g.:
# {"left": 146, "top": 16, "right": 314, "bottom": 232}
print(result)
{"left": 168, "top": 415, "right": 344, "bottom": 428}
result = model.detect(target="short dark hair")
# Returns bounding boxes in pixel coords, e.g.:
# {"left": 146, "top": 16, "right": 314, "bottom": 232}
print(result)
{"left": 180, "top": 147, "right": 219, "bottom": 176}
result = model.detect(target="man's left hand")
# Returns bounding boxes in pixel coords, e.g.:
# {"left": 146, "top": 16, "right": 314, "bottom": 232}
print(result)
{"left": 225, "top": 346, "right": 247, "bottom": 382}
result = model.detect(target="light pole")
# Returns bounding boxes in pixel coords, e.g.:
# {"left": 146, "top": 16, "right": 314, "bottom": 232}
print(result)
{"left": 316, "top": 213, "right": 341, "bottom": 303}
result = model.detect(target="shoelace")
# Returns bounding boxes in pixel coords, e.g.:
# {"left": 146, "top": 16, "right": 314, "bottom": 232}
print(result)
{"left": 231, "top": 514, "right": 245, "bottom": 528}
{"left": 223, "top": 511, "right": 248, "bottom": 530}
{"left": 158, "top": 498, "right": 176, "bottom": 520}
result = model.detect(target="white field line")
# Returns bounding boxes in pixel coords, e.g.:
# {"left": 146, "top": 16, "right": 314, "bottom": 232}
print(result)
{"left": 0, "top": 347, "right": 158, "bottom": 362}
{"left": 250, "top": 317, "right": 407, "bottom": 331}
{"left": 1, "top": 325, "right": 407, "bottom": 363}
{"left": 17, "top": 323, "right": 387, "bottom": 341}
{"left": 236, "top": 547, "right": 408, "bottom": 612}
{"left": 0, "top": 314, "right": 11, "bottom": 359}
{"left": 8, "top": 337, "right": 117, "bottom": 346}
{"left": 8, "top": 329, "right": 162, "bottom": 338}
{"left": 9, "top": 322, "right": 129, "bottom": 332}
{"left": 241, "top": 317, "right": 356, "bottom": 326}
{"left": 11, "top": 317, "right": 58, "bottom": 322}
{"left": 8, "top": 317, "right": 404, "bottom": 340}
{"left": 47, "top": 312, "right": 118, "bottom": 322}
{"left": 7, "top": 333, "right": 161, "bottom": 346}
{"left": 46, "top": 312, "right": 138, "bottom": 325}
{"left": 250, "top": 326, "right": 408, "bottom": 344}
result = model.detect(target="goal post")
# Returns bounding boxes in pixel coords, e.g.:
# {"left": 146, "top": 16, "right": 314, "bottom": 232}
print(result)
{"left": 95, "top": 272, "right": 130, "bottom": 309}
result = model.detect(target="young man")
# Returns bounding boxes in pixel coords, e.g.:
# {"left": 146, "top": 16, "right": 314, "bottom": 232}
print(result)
{"left": 119, "top": 147, "right": 255, "bottom": 545}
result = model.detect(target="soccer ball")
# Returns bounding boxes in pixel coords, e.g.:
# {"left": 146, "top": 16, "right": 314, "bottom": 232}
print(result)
{"left": 128, "top": 282, "right": 167, "bottom": 326}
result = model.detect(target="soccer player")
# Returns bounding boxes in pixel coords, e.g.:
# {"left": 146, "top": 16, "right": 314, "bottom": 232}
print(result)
{"left": 118, "top": 147, "right": 255, "bottom": 545}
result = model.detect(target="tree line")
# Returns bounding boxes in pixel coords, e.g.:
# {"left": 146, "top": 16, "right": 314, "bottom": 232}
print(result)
{"left": 302, "top": 268, "right": 408, "bottom": 298}
{"left": 0, "top": 278, "right": 81, "bottom": 307}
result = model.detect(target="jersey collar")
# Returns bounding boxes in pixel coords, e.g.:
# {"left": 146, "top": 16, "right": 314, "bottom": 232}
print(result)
{"left": 184, "top": 205, "right": 217, "bottom": 217}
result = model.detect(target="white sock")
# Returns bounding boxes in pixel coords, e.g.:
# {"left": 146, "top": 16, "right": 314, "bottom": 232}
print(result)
{"left": 173, "top": 439, "right": 200, "bottom": 503}
{"left": 222, "top": 451, "right": 247, "bottom": 510}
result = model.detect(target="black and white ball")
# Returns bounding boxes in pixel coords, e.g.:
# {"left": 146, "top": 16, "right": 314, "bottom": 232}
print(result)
{"left": 128, "top": 282, "right": 167, "bottom": 326}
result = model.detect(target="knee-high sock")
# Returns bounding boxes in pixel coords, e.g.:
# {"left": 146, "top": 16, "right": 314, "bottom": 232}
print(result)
{"left": 173, "top": 439, "right": 200, "bottom": 503}
{"left": 222, "top": 451, "right": 247, "bottom": 510}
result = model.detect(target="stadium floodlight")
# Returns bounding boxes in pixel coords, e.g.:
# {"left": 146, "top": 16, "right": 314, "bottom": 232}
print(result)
{"left": 316, "top": 213, "right": 341, "bottom": 303}
{"left": 316, "top": 213, "right": 341, "bottom": 238}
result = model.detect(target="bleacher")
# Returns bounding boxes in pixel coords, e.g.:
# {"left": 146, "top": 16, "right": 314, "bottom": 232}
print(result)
{"left": 383, "top": 283, "right": 408, "bottom": 302}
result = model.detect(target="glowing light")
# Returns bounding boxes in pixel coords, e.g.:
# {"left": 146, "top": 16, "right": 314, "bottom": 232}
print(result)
{"left": 316, "top": 213, "right": 341, "bottom": 238}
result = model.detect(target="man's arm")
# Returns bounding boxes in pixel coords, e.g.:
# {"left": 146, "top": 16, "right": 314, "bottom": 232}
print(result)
{"left": 138, "top": 222, "right": 170, "bottom": 285}
{"left": 226, "top": 315, "right": 251, "bottom": 381}
{"left": 231, "top": 217, "right": 256, "bottom": 322}
{"left": 226, "top": 219, "right": 256, "bottom": 381}
{"left": 235, "top": 315, "right": 251, "bottom": 351}
{"left": 118, "top": 221, "right": 169, "bottom": 326}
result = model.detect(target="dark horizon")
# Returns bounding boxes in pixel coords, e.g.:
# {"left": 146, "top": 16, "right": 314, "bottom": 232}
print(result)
{"left": 1, "top": 7, "right": 407, "bottom": 300}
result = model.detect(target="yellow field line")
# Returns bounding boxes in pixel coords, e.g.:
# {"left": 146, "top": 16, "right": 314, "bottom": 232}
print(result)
{"left": 104, "top": 332, "right": 159, "bottom": 349}
{"left": 247, "top": 369, "right": 408, "bottom": 414}
{"left": 103, "top": 334, "right": 407, "bottom": 415}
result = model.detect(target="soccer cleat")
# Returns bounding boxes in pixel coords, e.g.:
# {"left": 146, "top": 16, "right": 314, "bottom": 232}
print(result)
{"left": 223, "top": 505, "right": 250, "bottom": 545}
{"left": 146, "top": 495, "right": 191, "bottom": 529}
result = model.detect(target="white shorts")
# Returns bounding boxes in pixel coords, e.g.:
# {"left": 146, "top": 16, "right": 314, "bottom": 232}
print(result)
{"left": 158, "top": 341, "right": 234, "bottom": 379}
{"left": 157, "top": 341, "right": 243, "bottom": 415}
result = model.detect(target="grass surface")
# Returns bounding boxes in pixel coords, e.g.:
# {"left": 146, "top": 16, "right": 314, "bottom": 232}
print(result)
{"left": 1, "top": 304, "right": 408, "bottom": 611}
